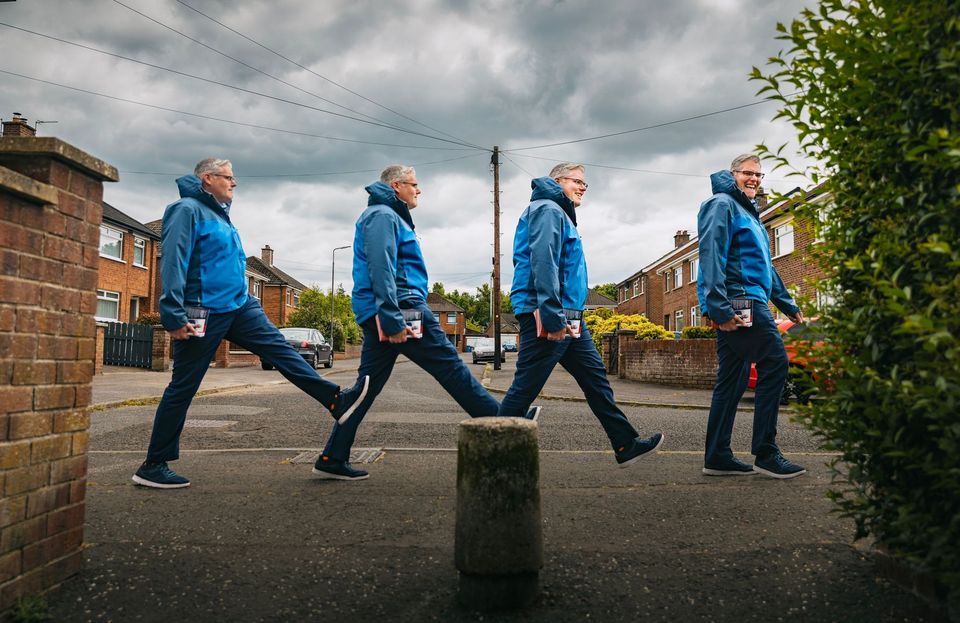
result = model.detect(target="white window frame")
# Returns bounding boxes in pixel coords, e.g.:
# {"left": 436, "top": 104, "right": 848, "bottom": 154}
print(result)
{"left": 664, "top": 271, "right": 672, "bottom": 292}
{"left": 446, "top": 312, "right": 457, "bottom": 324}
{"left": 691, "top": 305, "right": 700, "bottom": 327}
{"left": 639, "top": 276, "right": 645, "bottom": 295}
{"left": 99, "top": 226, "right": 124, "bottom": 262}
{"left": 689, "top": 257, "right": 699, "bottom": 284}
{"left": 674, "top": 266, "right": 683, "bottom": 289}
{"left": 252, "top": 280, "right": 262, "bottom": 300}
{"left": 632, "top": 279, "right": 639, "bottom": 298}
{"left": 675, "top": 309, "right": 684, "bottom": 331}
{"left": 133, "top": 237, "right": 146, "bottom": 267}
{"left": 96, "top": 289, "right": 120, "bottom": 322}
{"left": 774, "top": 221, "right": 795, "bottom": 258}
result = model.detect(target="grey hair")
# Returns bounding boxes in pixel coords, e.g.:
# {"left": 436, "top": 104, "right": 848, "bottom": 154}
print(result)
{"left": 548, "top": 162, "right": 585, "bottom": 179}
{"left": 729, "top": 154, "right": 760, "bottom": 172}
{"left": 194, "top": 158, "right": 232, "bottom": 177}
{"left": 380, "top": 164, "right": 416, "bottom": 184}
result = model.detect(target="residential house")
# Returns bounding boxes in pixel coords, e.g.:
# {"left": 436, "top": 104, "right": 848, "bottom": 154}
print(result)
{"left": 96, "top": 203, "right": 160, "bottom": 323}
{"left": 427, "top": 291, "right": 466, "bottom": 352}
{"left": 245, "top": 245, "right": 306, "bottom": 328}
{"left": 484, "top": 312, "right": 519, "bottom": 351}
{"left": 584, "top": 287, "right": 618, "bottom": 312}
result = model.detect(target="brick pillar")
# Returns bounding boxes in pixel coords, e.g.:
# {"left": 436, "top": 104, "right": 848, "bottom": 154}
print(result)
{"left": 151, "top": 325, "right": 170, "bottom": 372}
{"left": 94, "top": 324, "right": 106, "bottom": 376}
{"left": 617, "top": 330, "right": 637, "bottom": 379}
{"left": 0, "top": 137, "right": 118, "bottom": 611}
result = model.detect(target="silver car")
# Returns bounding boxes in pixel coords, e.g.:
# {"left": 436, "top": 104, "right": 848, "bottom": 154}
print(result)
{"left": 472, "top": 338, "right": 506, "bottom": 364}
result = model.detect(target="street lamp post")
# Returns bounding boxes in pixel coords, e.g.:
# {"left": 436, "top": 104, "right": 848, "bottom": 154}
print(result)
{"left": 330, "top": 245, "right": 350, "bottom": 351}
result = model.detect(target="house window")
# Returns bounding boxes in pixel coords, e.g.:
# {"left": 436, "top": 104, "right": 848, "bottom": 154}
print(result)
{"left": 446, "top": 312, "right": 457, "bottom": 324}
{"left": 675, "top": 309, "right": 685, "bottom": 331}
{"left": 674, "top": 266, "right": 683, "bottom": 289}
{"left": 432, "top": 312, "right": 440, "bottom": 320}
{"left": 689, "top": 257, "right": 699, "bottom": 284}
{"left": 774, "top": 221, "right": 795, "bottom": 257}
{"left": 293, "top": 291, "right": 301, "bottom": 307}
{"left": 815, "top": 205, "right": 832, "bottom": 243}
{"left": 99, "top": 226, "right": 123, "bottom": 261}
{"left": 620, "top": 287, "right": 627, "bottom": 302}
{"left": 96, "top": 289, "right": 120, "bottom": 321}
{"left": 690, "top": 305, "right": 700, "bottom": 327}
{"left": 632, "top": 279, "right": 639, "bottom": 297}
{"left": 133, "top": 237, "right": 146, "bottom": 267}
{"left": 286, "top": 291, "right": 293, "bottom": 306}
{"left": 639, "top": 276, "right": 645, "bottom": 295}
{"left": 664, "top": 271, "right": 672, "bottom": 292}
{"left": 129, "top": 297, "right": 140, "bottom": 323}
{"left": 252, "top": 280, "right": 261, "bottom": 300}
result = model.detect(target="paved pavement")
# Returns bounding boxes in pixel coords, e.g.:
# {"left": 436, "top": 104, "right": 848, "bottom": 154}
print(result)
{"left": 49, "top": 360, "right": 935, "bottom": 623}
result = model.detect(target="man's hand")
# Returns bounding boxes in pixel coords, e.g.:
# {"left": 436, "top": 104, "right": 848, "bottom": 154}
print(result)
{"left": 788, "top": 311, "right": 805, "bottom": 324}
{"left": 546, "top": 326, "right": 572, "bottom": 342}
{"left": 716, "top": 315, "right": 746, "bottom": 332}
{"left": 388, "top": 327, "right": 416, "bottom": 344}
{"left": 169, "top": 323, "right": 200, "bottom": 341}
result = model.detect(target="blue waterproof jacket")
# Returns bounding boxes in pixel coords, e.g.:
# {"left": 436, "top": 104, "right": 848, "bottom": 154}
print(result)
{"left": 158, "top": 175, "right": 248, "bottom": 331}
{"left": 696, "top": 170, "right": 799, "bottom": 324}
{"left": 509, "top": 177, "right": 589, "bottom": 332}
{"left": 351, "top": 182, "right": 429, "bottom": 336}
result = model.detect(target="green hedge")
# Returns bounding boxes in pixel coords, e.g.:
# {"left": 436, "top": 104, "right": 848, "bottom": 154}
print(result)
{"left": 754, "top": 0, "right": 959, "bottom": 607}
{"left": 681, "top": 326, "right": 716, "bottom": 340}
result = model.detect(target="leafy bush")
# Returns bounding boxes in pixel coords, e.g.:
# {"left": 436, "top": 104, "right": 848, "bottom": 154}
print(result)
{"left": 135, "top": 312, "right": 161, "bottom": 326}
{"left": 681, "top": 325, "right": 716, "bottom": 339}
{"left": 584, "top": 312, "right": 674, "bottom": 351}
{"left": 754, "top": 0, "right": 960, "bottom": 605}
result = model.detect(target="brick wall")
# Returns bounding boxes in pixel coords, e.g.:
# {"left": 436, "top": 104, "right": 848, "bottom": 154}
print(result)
{"left": 0, "top": 137, "right": 117, "bottom": 611}
{"left": 96, "top": 232, "right": 156, "bottom": 323}
{"left": 619, "top": 337, "right": 717, "bottom": 389}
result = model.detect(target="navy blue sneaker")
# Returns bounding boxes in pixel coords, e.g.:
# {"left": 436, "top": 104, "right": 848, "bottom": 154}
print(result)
{"left": 615, "top": 432, "right": 664, "bottom": 468}
{"left": 703, "top": 456, "right": 756, "bottom": 476}
{"left": 753, "top": 453, "right": 806, "bottom": 479}
{"left": 132, "top": 461, "right": 190, "bottom": 489}
{"left": 523, "top": 406, "right": 541, "bottom": 422}
{"left": 329, "top": 375, "right": 370, "bottom": 425}
{"left": 312, "top": 455, "right": 369, "bottom": 481}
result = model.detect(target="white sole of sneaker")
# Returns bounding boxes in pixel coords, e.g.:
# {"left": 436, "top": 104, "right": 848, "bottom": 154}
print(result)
{"left": 702, "top": 468, "right": 757, "bottom": 476}
{"left": 311, "top": 467, "right": 369, "bottom": 481}
{"left": 131, "top": 475, "right": 190, "bottom": 489}
{"left": 752, "top": 465, "right": 807, "bottom": 479}
{"left": 336, "top": 375, "right": 370, "bottom": 425}
{"left": 617, "top": 433, "right": 665, "bottom": 469}
{"left": 524, "top": 406, "right": 541, "bottom": 422}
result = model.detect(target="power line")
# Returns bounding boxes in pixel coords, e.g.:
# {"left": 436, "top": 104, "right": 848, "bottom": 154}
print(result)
{"left": 0, "top": 21, "right": 483, "bottom": 149}
{"left": 174, "top": 0, "right": 483, "bottom": 151}
{"left": 499, "top": 152, "right": 535, "bottom": 177}
{"left": 0, "top": 69, "right": 478, "bottom": 151}
{"left": 503, "top": 95, "right": 802, "bottom": 152}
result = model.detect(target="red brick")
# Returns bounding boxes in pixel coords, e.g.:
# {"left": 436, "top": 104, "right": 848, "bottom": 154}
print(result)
{"left": 0, "top": 440, "right": 31, "bottom": 469}
{"left": 0, "top": 495, "right": 26, "bottom": 529}
{"left": 0, "top": 387, "right": 33, "bottom": 415}
{"left": 37, "top": 335, "right": 77, "bottom": 360}
{"left": 55, "top": 191, "right": 84, "bottom": 219}
{"left": 46, "top": 161, "right": 71, "bottom": 190}
{"left": 74, "top": 385, "right": 92, "bottom": 409}
{"left": 0, "top": 564, "right": 45, "bottom": 612}
{"left": 0, "top": 334, "right": 38, "bottom": 359}
{"left": 31, "top": 435, "right": 72, "bottom": 463}
{"left": 0, "top": 198, "right": 20, "bottom": 222}
{"left": 49, "top": 456, "right": 87, "bottom": 484}
{"left": 82, "top": 245, "right": 99, "bottom": 269}
{"left": 0, "top": 248, "right": 18, "bottom": 276}
{"left": 85, "top": 198, "right": 102, "bottom": 225}
{"left": 19, "top": 256, "right": 63, "bottom": 283}
{"left": 41, "top": 546, "right": 83, "bottom": 587}
{"left": 21, "top": 526, "right": 82, "bottom": 572}
{"left": 78, "top": 334, "right": 99, "bottom": 357}
{"left": 33, "top": 385, "right": 75, "bottom": 411}
{"left": 4, "top": 464, "right": 48, "bottom": 497}
{"left": 68, "top": 172, "right": 101, "bottom": 202}
{"left": 44, "top": 210, "right": 67, "bottom": 237}
{"left": 25, "top": 483, "right": 69, "bottom": 519}
{"left": 78, "top": 291, "right": 95, "bottom": 315}
{"left": 0, "top": 414, "right": 8, "bottom": 441}
{"left": 0, "top": 516, "right": 46, "bottom": 553}
{"left": 17, "top": 202, "right": 46, "bottom": 230}
{"left": 0, "top": 221, "right": 43, "bottom": 253}
{"left": 57, "top": 361, "right": 91, "bottom": 384}
{"left": 0, "top": 277, "right": 40, "bottom": 305}
{"left": 12, "top": 361, "right": 57, "bottom": 386}
{"left": 8, "top": 412, "right": 53, "bottom": 440}
{"left": 69, "top": 479, "right": 86, "bottom": 504}
{"left": 45, "top": 503, "right": 84, "bottom": 537}
{"left": 0, "top": 549, "right": 22, "bottom": 583}
{"left": 71, "top": 431, "right": 89, "bottom": 456}
{"left": 79, "top": 220, "right": 100, "bottom": 246}
{"left": 0, "top": 305, "right": 15, "bottom": 331}
{"left": 53, "top": 410, "right": 88, "bottom": 433}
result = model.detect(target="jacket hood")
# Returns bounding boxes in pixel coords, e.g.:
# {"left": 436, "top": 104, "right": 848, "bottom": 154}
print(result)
{"left": 710, "top": 170, "right": 756, "bottom": 213}
{"left": 530, "top": 177, "right": 577, "bottom": 226}
{"left": 176, "top": 174, "right": 231, "bottom": 213}
{"left": 366, "top": 181, "right": 415, "bottom": 230}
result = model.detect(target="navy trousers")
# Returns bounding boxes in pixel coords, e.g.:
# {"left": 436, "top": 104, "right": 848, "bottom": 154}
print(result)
{"left": 146, "top": 297, "right": 342, "bottom": 463}
{"left": 704, "top": 301, "right": 788, "bottom": 464}
{"left": 498, "top": 314, "right": 638, "bottom": 450}
{"left": 322, "top": 301, "right": 500, "bottom": 462}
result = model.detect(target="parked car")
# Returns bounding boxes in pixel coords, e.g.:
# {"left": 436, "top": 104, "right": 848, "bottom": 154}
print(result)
{"left": 262, "top": 327, "right": 333, "bottom": 370}
{"left": 472, "top": 338, "right": 506, "bottom": 364}
{"left": 748, "top": 318, "right": 823, "bottom": 403}
{"left": 503, "top": 342, "right": 518, "bottom": 352}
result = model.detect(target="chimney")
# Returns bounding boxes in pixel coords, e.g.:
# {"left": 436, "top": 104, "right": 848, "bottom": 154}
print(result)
{"left": 261, "top": 245, "right": 274, "bottom": 266}
{"left": 674, "top": 230, "right": 690, "bottom": 248}
{"left": 2, "top": 112, "right": 37, "bottom": 137}
{"left": 756, "top": 186, "right": 768, "bottom": 211}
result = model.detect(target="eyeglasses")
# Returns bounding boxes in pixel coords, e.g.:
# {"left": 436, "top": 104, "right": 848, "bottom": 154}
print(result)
{"left": 210, "top": 174, "right": 237, "bottom": 183}
{"left": 733, "top": 170, "right": 764, "bottom": 180}
{"left": 398, "top": 181, "right": 419, "bottom": 189}
{"left": 558, "top": 176, "right": 588, "bottom": 189}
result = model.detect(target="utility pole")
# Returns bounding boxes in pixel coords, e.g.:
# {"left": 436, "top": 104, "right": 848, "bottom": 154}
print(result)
{"left": 330, "top": 245, "right": 350, "bottom": 350}
{"left": 491, "top": 146, "right": 502, "bottom": 371}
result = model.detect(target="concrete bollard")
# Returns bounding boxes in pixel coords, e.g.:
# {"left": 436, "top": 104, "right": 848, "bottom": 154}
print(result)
{"left": 455, "top": 417, "right": 542, "bottom": 610}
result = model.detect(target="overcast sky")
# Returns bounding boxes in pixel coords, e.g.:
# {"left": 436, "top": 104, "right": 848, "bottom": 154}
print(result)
{"left": 0, "top": 0, "right": 815, "bottom": 295}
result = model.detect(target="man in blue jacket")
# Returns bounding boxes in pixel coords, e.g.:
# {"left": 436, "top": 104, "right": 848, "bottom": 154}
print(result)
{"left": 314, "top": 165, "right": 524, "bottom": 481}
{"left": 697, "top": 154, "right": 806, "bottom": 479}
{"left": 132, "top": 158, "right": 369, "bottom": 489}
{"left": 498, "top": 163, "right": 664, "bottom": 468}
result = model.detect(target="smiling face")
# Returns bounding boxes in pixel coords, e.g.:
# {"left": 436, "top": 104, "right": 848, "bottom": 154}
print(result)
{"left": 555, "top": 168, "right": 587, "bottom": 207}
{"left": 390, "top": 172, "right": 421, "bottom": 209}
{"left": 732, "top": 160, "right": 763, "bottom": 199}
{"left": 200, "top": 165, "right": 237, "bottom": 204}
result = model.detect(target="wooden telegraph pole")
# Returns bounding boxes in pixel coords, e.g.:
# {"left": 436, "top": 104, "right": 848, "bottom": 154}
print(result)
{"left": 491, "top": 146, "right": 502, "bottom": 371}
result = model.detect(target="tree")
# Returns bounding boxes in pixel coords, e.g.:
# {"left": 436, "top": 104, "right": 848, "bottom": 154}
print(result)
{"left": 286, "top": 286, "right": 360, "bottom": 350}
{"left": 592, "top": 282, "right": 618, "bottom": 301}
{"left": 754, "top": 0, "right": 960, "bottom": 606}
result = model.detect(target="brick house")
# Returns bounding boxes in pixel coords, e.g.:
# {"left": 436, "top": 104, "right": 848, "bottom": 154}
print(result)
{"left": 584, "top": 287, "right": 618, "bottom": 312}
{"left": 616, "top": 186, "right": 830, "bottom": 328}
{"left": 427, "top": 292, "right": 466, "bottom": 352}
{"left": 245, "top": 245, "right": 305, "bottom": 328}
{"left": 484, "top": 312, "right": 519, "bottom": 351}
{"left": 96, "top": 203, "right": 160, "bottom": 324}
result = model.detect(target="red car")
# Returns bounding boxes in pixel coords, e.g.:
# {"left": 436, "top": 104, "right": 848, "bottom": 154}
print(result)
{"left": 748, "top": 318, "right": 823, "bottom": 403}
